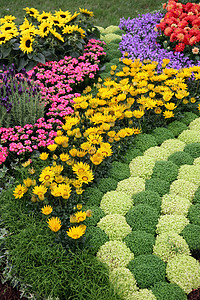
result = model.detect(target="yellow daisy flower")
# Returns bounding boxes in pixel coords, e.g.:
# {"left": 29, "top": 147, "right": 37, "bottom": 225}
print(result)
{"left": 74, "top": 211, "right": 87, "bottom": 223}
{"left": 67, "top": 225, "right": 86, "bottom": 239}
{"left": 41, "top": 205, "right": 53, "bottom": 215}
{"left": 47, "top": 216, "right": 61, "bottom": 232}
{"left": 13, "top": 184, "right": 27, "bottom": 199}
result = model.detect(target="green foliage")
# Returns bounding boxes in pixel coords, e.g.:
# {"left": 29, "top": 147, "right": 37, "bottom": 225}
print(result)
{"left": 145, "top": 178, "right": 170, "bottom": 196}
{"left": 108, "top": 161, "right": 130, "bottom": 181}
{"left": 124, "top": 230, "right": 155, "bottom": 256}
{"left": 168, "top": 151, "right": 194, "bottom": 167}
{"left": 97, "top": 240, "right": 134, "bottom": 270}
{"left": 152, "top": 127, "right": 174, "bottom": 145}
{"left": 167, "top": 121, "right": 188, "bottom": 137}
{"left": 83, "top": 205, "right": 105, "bottom": 226}
{"left": 156, "top": 214, "right": 189, "bottom": 235}
{"left": 116, "top": 176, "right": 145, "bottom": 198}
{"left": 106, "top": 49, "right": 122, "bottom": 61}
{"left": 153, "top": 232, "right": 190, "bottom": 262}
{"left": 151, "top": 282, "right": 187, "bottom": 300}
{"left": 184, "top": 143, "right": 200, "bottom": 159}
{"left": 102, "top": 34, "right": 122, "bottom": 44}
{"left": 82, "top": 187, "right": 103, "bottom": 206}
{"left": 128, "top": 254, "right": 166, "bottom": 289}
{"left": 110, "top": 58, "right": 120, "bottom": 65}
{"left": 178, "top": 130, "right": 200, "bottom": 144}
{"left": 126, "top": 204, "right": 159, "bottom": 234}
{"left": 193, "top": 186, "right": 200, "bottom": 204}
{"left": 169, "top": 179, "right": 198, "bottom": 201}
{"left": 166, "top": 255, "right": 200, "bottom": 294}
{"left": 122, "top": 147, "right": 143, "bottom": 164}
{"left": 179, "top": 112, "right": 198, "bottom": 125}
{"left": 97, "top": 214, "right": 132, "bottom": 240}
{"left": 181, "top": 224, "right": 200, "bottom": 252}
{"left": 133, "top": 190, "right": 161, "bottom": 212}
{"left": 151, "top": 160, "right": 178, "bottom": 183}
{"left": 104, "top": 62, "right": 115, "bottom": 73}
{"left": 97, "top": 177, "right": 118, "bottom": 193}
{"left": 133, "top": 133, "right": 157, "bottom": 152}
{"left": 85, "top": 226, "right": 109, "bottom": 254}
{"left": 161, "top": 194, "right": 191, "bottom": 216}
{"left": 100, "top": 190, "right": 133, "bottom": 216}
{"left": 187, "top": 204, "right": 200, "bottom": 226}
{"left": 129, "top": 155, "right": 155, "bottom": 179}
{"left": 109, "top": 267, "right": 138, "bottom": 299}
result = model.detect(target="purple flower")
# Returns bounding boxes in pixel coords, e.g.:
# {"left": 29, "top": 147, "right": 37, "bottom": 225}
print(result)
{"left": 119, "top": 12, "right": 200, "bottom": 71}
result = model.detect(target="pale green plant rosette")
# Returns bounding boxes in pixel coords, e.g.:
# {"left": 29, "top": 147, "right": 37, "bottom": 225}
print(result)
{"left": 116, "top": 176, "right": 145, "bottom": 198}
{"left": 156, "top": 215, "right": 189, "bottom": 235}
{"left": 188, "top": 117, "right": 200, "bottom": 130}
{"left": 97, "top": 240, "right": 134, "bottom": 270}
{"left": 102, "top": 33, "right": 122, "bottom": 43}
{"left": 169, "top": 179, "right": 198, "bottom": 201}
{"left": 143, "top": 146, "right": 170, "bottom": 161}
{"left": 153, "top": 232, "right": 191, "bottom": 262}
{"left": 178, "top": 130, "right": 200, "bottom": 144}
{"left": 129, "top": 156, "right": 156, "bottom": 179}
{"left": 161, "top": 194, "right": 191, "bottom": 216}
{"left": 166, "top": 254, "right": 200, "bottom": 294}
{"left": 129, "top": 289, "right": 156, "bottom": 300}
{"left": 100, "top": 191, "right": 133, "bottom": 215}
{"left": 109, "top": 267, "right": 138, "bottom": 299}
{"left": 193, "top": 157, "right": 200, "bottom": 166}
{"left": 177, "top": 165, "right": 200, "bottom": 185}
{"left": 97, "top": 214, "right": 132, "bottom": 240}
{"left": 160, "top": 139, "right": 186, "bottom": 155}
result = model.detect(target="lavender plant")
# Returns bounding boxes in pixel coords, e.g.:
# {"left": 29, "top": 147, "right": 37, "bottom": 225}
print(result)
{"left": 0, "top": 64, "right": 44, "bottom": 127}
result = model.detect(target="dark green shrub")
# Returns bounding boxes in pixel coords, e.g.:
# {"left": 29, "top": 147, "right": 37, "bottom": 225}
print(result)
{"left": 151, "top": 161, "right": 178, "bottom": 183}
{"left": 126, "top": 204, "right": 159, "bottom": 234}
{"left": 152, "top": 127, "right": 174, "bottom": 145}
{"left": 151, "top": 282, "right": 187, "bottom": 300}
{"left": 133, "top": 134, "right": 157, "bottom": 152}
{"left": 85, "top": 226, "right": 109, "bottom": 254}
{"left": 83, "top": 205, "right": 105, "bottom": 226}
{"left": 187, "top": 204, "right": 200, "bottom": 226}
{"left": 122, "top": 148, "right": 143, "bottom": 164}
{"left": 104, "top": 62, "right": 115, "bottom": 73}
{"left": 100, "top": 72, "right": 111, "bottom": 80}
{"left": 97, "top": 177, "right": 118, "bottom": 193}
{"left": 110, "top": 58, "right": 120, "bottom": 65}
{"left": 124, "top": 230, "right": 155, "bottom": 256}
{"left": 108, "top": 161, "right": 130, "bottom": 181}
{"left": 128, "top": 255, "right": 166, "bottom": 289}
{"left": 106, "top": 49, "right": 122, "bottom": 61}
{"left": 180, "top": 112, "right": 198, "bottom": 125}
{"left": 168, "top": 151, "right": 194, "bottom": 167}
{"left": 104, "top": 42, "right": 119, "bottom": 51}
{"left": 133, "top": 190, "right": 161, "bottom": 212}
{"left": 181, "top": 224, "right": 200, "bottom": 252}
{"left": 193, "top": 186, "right": 200, "bottom": 204}
{"left": 184, "top": 143, "right": 200, "bottom": 159}
{"left": 109, "top": 38, "right": 122, "bottom": 44}
{"left": 145, "top": 178, "right": 170, "bottom": 196}
{"left": 167, "top": 121, "right": 188, "bottom": 137}
{"left": 82, "top": 187, "right": 103, "bottom": 206}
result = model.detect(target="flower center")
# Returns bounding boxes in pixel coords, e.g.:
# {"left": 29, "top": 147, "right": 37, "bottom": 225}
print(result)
{"left": 25, "top": 39, "right": 31, "bottom": 48}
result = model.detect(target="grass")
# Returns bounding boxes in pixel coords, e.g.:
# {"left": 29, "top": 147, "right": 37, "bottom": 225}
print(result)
{"left": 0, "top": 0, "right": 164, "bottom": 28}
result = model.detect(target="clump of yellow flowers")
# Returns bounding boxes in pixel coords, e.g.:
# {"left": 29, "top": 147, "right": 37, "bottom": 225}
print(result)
{"left": 13, "top": 57, "right": 200, "bottom": 240}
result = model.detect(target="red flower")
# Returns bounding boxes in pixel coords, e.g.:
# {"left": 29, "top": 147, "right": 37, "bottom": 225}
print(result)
{"left": 174, "top": 42, "right": 185, "bottom": 52}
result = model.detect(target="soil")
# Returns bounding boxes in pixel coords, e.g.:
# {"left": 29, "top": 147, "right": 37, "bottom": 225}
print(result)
{"left": 0, "top": 279, "right": 200, "bottom": 300}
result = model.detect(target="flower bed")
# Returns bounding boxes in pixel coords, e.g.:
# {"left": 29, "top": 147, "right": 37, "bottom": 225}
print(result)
{"left": 1, "top": 2, "right": 200, "bottom": 299}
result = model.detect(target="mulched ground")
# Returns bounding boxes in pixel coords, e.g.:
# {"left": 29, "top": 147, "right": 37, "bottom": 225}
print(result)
{"left": 0, "top": 280, "right": 200, "bottom": 300}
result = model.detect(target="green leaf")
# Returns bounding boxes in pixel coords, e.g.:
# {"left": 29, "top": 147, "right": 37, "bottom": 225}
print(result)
{"left": 12, "top": 43, "right": 20, "bottom": 50}
{"left": 27, "top": 53, "right": 33, "bottom": 59}
{"left": 33, "top": 53, "right": 46, "bottom": 64}
{"left": 1, "top": 47, "right": 11, "bottom": 58}
{"left": 18, "top": 58, "right": 28, "bottom": 71}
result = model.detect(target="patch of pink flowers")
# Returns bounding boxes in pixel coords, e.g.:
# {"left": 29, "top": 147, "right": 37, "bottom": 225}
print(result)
{"left": 0, "top": 146, "right": 8, "bottom": 164}
{"left": 0, "top": 39, "right": 107, "bottom": 165}
{"left": 0, "top": 118, "right": 63, "bottom": 160}
{"left": 27, "top": 39, "right": 106, "bottom": 118}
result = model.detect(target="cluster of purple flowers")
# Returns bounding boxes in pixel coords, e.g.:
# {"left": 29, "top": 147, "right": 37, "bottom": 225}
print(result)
{"left": 119, "top": 11, "right": 200, "bottom": 71}
{"left": 0, "top": 65, "right": 40, "bottom": 114}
